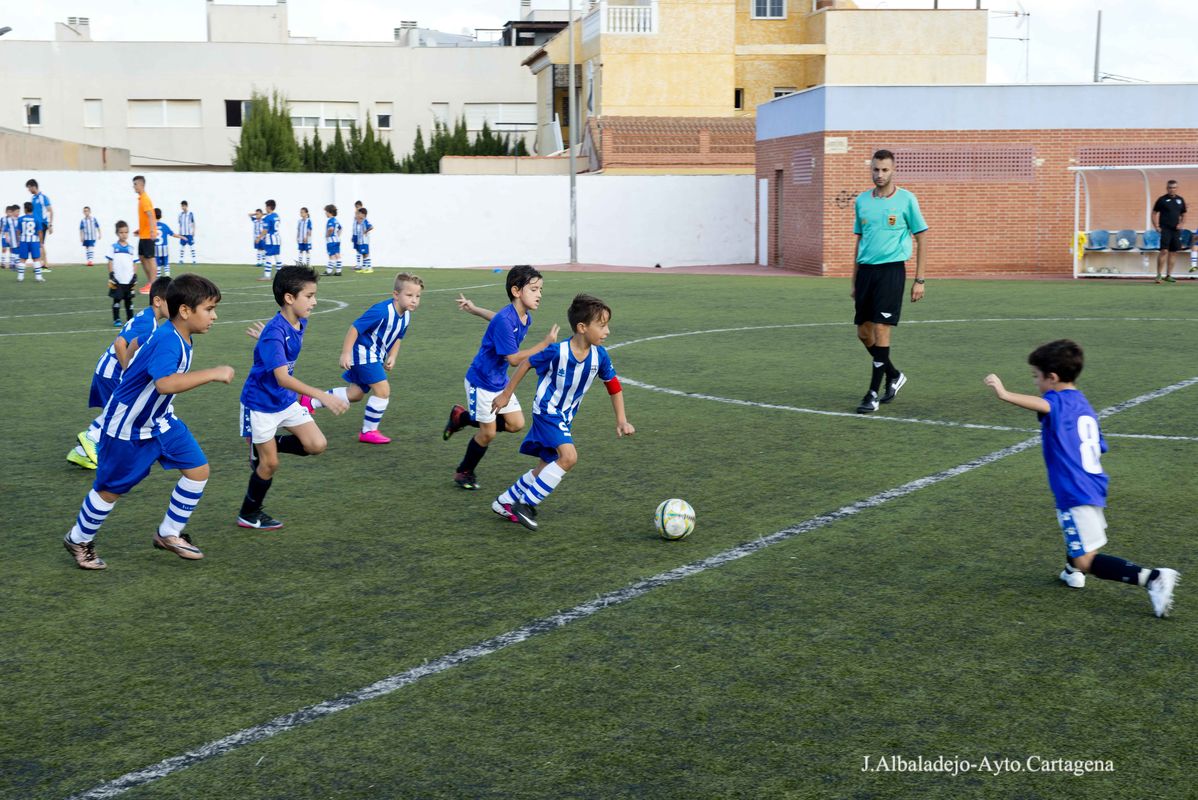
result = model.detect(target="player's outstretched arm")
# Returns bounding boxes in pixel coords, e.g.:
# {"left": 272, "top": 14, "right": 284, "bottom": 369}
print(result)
{"left": 156, "top": 366, "right": 235, "bottom": 395}
{"left": 456, "top": 294, "right": 495, "bottom": 320}
{"left": 338, "top": 326, "right": 358, "bottom": 370}
{"left": 983, "top": 374, "right": 1049, "bottom": 413}
{"left": 491, "top": 361, "right": 534, "bottom": 412}
{"left": 273, "top": 367, "right": 349, "bottom": 415}
{"left": 505, "top": 324, "right": 560, "bottom": 366}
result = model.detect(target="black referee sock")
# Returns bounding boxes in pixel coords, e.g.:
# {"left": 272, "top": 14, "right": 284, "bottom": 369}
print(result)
{"left": 1088, "top": 553, "right": 1145, "bottom": 585}
{"left": 275, "top": 434, "right": 309, "bottom": 456}
{"left": 867, "top": 346, "right": 887, "bottom": 394}
{"left": 240, "top": 472, "right": 272, "bottom": 517}
{"left": 458, "top": 437, "right": 488, "bottom": 474}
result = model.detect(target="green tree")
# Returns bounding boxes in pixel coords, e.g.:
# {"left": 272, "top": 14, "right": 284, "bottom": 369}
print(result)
{"left": 232, "top": 90, "right": 301, "bottom": 172}
{"left": 327, "top": 124, "right": 350, "bottom": 173}
{"left": 311, "top": 128, "right": 325, "bottom": 172}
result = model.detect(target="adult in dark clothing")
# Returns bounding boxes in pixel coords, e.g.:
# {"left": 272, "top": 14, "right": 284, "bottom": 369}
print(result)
{"left": 1152, "top": 179, "right": 1186, "bottom": 283}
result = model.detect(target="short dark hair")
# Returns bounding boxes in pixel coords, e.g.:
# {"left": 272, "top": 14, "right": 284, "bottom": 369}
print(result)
{"left": 356, "top": 207, "right": 367, "bottom": 216}
{"left": 265, "top": 199, "right": 276, "bottom": 210}
{"left": 83, "top": 206, "right": 91, "bottom": 211}
{"left": 23, "top": 201, "right": 32, "bottom": 213}
{"left": 300, "top": 206, "right": 308, "bottom": 214}
{"left": 149, "top": 275, "right": 173, "bottom": 300}
{"left": 506, "top": 264, "right": 543, "bottom": 301}
{"left": 154, "top": 207, "right": 162, "bottom": 220}
{"left": 166, "top": 273, "right": 221, "bottom": 318}
{"left": 324, "top": 204, "right": 337, "bottom": 215}
{"left": 114, "top": 220, "right": 128, "bottom": 232}
{"left": 273, "top": 265, "right": 319, "bottom": 306}
{"left": 1167, "top": 180, "right": 1178, "bottom": 187}
{"left": 132, "top": 175, "right": 145, "bottom": 184}
{"left": 25, "top": 179, "right": 38, "bottom": 189}
{"left": 567, "top": 293, "right": 612, "bottom": 332}
{"left": 1028, "top": 339, "right": 1084, "bottom": 383}
{"left": 354, "top": 200, "right": 363, "bottom": 207}
{"left": 873, "top": 149, "right": 896, "bottom": 163}
{"left": 181, "top": 200, "right": 189, "bottom": 206}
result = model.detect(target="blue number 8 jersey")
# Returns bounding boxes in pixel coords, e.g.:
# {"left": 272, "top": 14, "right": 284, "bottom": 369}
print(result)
{"left": 1039, "top": 389, "right": 1108, "bottom": 510}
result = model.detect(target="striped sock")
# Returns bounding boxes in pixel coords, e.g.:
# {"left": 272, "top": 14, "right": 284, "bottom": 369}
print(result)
{"left": 158, "top": 476, "right": 207, "bottom": 537}
{"left": 309, "top": 386, "right": 348, "bottom": 409}
{"left": 362, "top": 397, "right": 390, "bottom": 432}
{"left": 86, "top": 248, "right": 94, "bottom": 261}
{"left": 17, "top": 261, "right": 25, "bottom": 276}
{"left": 179, "top": 246, "right": 185, "bottom": 262}
{"left": 189, "top": 246, "right": 197, "bottom": 263}
{"left": 69, "top": 489, "right": 116, "bottom": 544}
{"left": 356, "top": 251, "right": 363, "bottom": 269}
{"left": 364, "top": 256, "right": 372, "bottom": 270}
{"left": 34, "top": 262, "right": 43, "bottom": 278}
{"left": 508, "top": 462, "right": 566, "bottom": 507}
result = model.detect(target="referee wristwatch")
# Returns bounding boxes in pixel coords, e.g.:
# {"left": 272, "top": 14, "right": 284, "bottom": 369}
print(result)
{"left": 913, "top": 278, "right": 926, "bottom": 284}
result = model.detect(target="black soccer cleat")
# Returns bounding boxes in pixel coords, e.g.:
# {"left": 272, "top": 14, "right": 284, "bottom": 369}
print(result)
{"left": 454, "top": 471, "right": 480, "bottom": 490}
{"left": 856, "top": 391, "right": 880, "bottom": 414}
{"left": 879, "top": 373, "right": 907, "bottom": 404}
{"left": 443, "top": 404, "right": 469, "bottom": 441}
{"left": 237, "top": 509, "right": 284, "bottom": 530}
{"left": 510, "top": 501, "right": 539, "bottom": 531}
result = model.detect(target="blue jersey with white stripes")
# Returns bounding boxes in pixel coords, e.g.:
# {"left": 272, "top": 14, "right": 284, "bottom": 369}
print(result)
{"left": 30, "top": 192, "right": 51, "bottom": 225}
{"left": 349, "top": 299, "right": 409, "bottom": 365}
{"left": 93, "top": 306, "right": 159, "bottom": 382}
{"left": 177, "top": 210, "right": 195, "bottom": 236}
{"left": 240, "top": 312, "right": 307, "bottom": 413}
{"left": 1040, "top": 389, "right": 1109, "bottom": 510}
{"left": 80, "top": 216, "right": 101, "bottom": 241}
{"left": 2, "top": 215, "right": 18, "bottom": 245}
{"left": 262, "top": 212, "right": 281, "bottom": 246}
{"left": 528, "top": 341, "right": 616, "bottom": 426}
{"left": 297, "top": 217, "right": 312, "bottom": 244}
{"left": 100, "top": 324, "right": 192, "bottom": 441}
{"left": 155, "top": 222, "right": 174, "bottom": 257}
{"left": 326, "top": 217, "right": 341, "bottom": 243}
{"left": 17, "top": 214, "right": 38, "bottom": 243}
{"left": 252, "top": 216, "right": 264, "bottom": 243}
{"left": 353, "top": 218, "right": 372, "bottom": 245}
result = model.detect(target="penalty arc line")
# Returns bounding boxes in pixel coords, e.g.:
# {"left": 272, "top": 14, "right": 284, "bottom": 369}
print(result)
{"left": 62, "top": 373, "right": 1198, "bottom": 800}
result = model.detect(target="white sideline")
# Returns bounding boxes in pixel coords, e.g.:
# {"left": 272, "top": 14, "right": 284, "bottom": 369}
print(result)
{"left": 63, "top": 374, "right": 1198, "bottom": 800}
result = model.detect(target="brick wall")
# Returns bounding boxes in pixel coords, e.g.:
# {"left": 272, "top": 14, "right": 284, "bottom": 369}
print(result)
{"left": 756, "top": 129, "right": 1198, "bottom": 276}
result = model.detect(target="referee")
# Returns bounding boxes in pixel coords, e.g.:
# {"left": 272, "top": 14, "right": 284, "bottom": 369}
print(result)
{"left": 851, "top": 149, "right": 927, "bottom": 414}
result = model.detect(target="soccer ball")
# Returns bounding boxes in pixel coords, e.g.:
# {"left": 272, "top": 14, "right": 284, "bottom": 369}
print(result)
{"left": 655, "top": 499, "right": 695, "bottom": 540}
{"left": 1117, "top": 237, "right": 1130, "bottom": 249}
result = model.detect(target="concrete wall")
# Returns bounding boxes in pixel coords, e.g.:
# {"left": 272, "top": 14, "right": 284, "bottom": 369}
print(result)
{"left": 0, "top": 171, "right": 754, "bottom": 268}
{"left": 0, "top": 129, "right": 130, "bottom": 171}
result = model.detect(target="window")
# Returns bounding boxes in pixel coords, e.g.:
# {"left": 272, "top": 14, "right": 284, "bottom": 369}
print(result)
{"left": 285, "top": 101, "right": 358, "bottom": 129}
{"left": 128, "top": 100, "right": 201, "bottom": 128}
{"left": 753, "top": 0, "right": 786, "bottom": 19}
{"left": 773, "top": 87, "right": 797, "bottom": 99}
{"left": 376, "top": 102, "right": 393, "bottom": 130}
{"left": 431, "top": 103, "right": 450, "bottom": 127}
{"left": 24, "top": 99, "right": 41, "bottom": 126}
{"left": 463, "top": 102, "right": 537, "bottom": 131}
{"left": 734, "top": 88, "right": 744, "bottom": 110}
{"left": 226, "top": 99, "right": 250, "bottom": 127}
{"left": 83, "top": 99, "right": 103, "bottom": 128}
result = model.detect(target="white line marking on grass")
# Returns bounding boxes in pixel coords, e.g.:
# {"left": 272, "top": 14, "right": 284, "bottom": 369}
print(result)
{"left": 62, "top": 375, "right": 1198, "bottom": 800}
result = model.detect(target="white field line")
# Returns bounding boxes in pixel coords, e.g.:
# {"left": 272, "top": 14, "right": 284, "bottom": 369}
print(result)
{"left": 62, "top": 374, "right": 1198, "bottom": 800}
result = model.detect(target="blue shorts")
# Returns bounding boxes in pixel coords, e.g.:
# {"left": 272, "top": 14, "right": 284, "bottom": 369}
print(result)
{"left": 327, "top": 242, "right": 341, "bottom": 256}
{"left": 83, "top": 239, "right": 96, "bottom": 247}
{"left": 298, "top": 243, "right": 312, "bottom": 252}
{"left": 156, "top": 255, "right": 169, "bottom": 267}
{"left": 179, "top": 235, "right": 194, "bottom": 246}
{"left": 519, "top": 414, "right": 573, "bottom": 463}
{"left": 356, "top": 244, "right": 370, "bottom": 256}
{"left": 351, "top": 236, "right": 359, "bottom": 247}
{"left": 342, "top": 362, "right": 388, "bottom": 393}
{"left": 264, "top": 244, "right": 281, "bottom": 257}
{"left": 89, "top": 373, "right": 120, "bottom": 409}
{"left": 17, "top": 242, "right": 41, "bottom": 260}
{"left": 94, "top": 422, "right": 207, "bottom": 495}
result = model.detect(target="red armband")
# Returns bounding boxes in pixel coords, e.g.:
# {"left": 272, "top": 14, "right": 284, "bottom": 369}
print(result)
{"left": 604, "top": 377, "right": 622, "bottom": 395}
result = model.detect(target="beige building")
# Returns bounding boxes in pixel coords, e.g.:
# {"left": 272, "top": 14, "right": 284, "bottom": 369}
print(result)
{"left": 523, "top": 0, "right": 988, "bottom": 161}
{"left": 3, "top": 1, "right": 554, "bottom": 169}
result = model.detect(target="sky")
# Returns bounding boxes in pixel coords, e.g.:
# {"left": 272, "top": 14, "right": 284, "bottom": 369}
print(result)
{"left": 3, "top": 0, "right": 1196, "bottom": 84}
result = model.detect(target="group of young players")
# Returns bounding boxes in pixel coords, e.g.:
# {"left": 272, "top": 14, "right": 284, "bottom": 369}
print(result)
{"left": 2, "top": 179, "right": 54, "bottom": 282}
{"left": 62, "top": 264, "right": 634, "bottom": 570}
{"left": 248, "top": 199, "right": 375, "bottom": 280}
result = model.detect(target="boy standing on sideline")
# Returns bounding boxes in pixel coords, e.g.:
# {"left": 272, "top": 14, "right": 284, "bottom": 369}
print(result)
{"left": 350, "top": 200, "right": 363, "bottom": 270}
{"left": 155, "top": 208, "right": 181, "bottom": 277}
{"left": 324, "top": 205, "right": 342, "bottom": 276}
{"left": 107, "top": 221, "right": 138, "bottom": 327}
{"left": 177, "top": 201, "right": 197, "bottom": 264}
{"left": 353, "top": 207, "right": 374, "bottom": 274}
{"left": 237, "top": 266, "right": 348, "bottom": 530}
{"left": 133, "top": 175, "right": 157, "bottom": 293}
{"left": 301, "top": 273, "right": 423, "bottom": 444}
{"left": 852, "top": 149, "right": 927, "bottom": 414}
{"left": 984, "top": 339, "right": 1179, "bottom": 617}
{"left": 2, "top": 205, "right": 18, "bottom": 269}
{"left": 79, "top": 207, "right": 101, "bottom": 266}
{"left": 443, "top": 266, "right": 557, "bottom": 490}
{"left": 257, "top": 200, "right": 282, "bottom": 281}
{"left": 69, "top": 274, "right": 173, "bottom": 470}
{"left": 15, "top": 201, "right": 44, "bottom": 282}
{"left": 62, "top": 274, "right": 235, "bottom": 569}
{"left": 296, "top": 207, "right": 313, "bottom": 267}
{"left": 249, "top": 209, "right": 265, "bottom": 272}
{"left": 490, "top": 294, "right": 634, "bottom": 531}
{"left": 27, "top": 178, "right": 53, "bottom": 270}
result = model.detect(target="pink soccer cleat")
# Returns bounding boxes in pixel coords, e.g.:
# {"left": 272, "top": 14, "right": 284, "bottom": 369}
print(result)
{"left": 299, "top": 395, "right": 315, "bottom": 414}
{"left": 358, "top": 430, "right": 391, "bottom": 444}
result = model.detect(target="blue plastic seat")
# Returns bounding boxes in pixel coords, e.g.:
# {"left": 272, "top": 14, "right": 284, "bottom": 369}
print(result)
{"left": 1140, "top": 230, "right": 1161, "bottom": 250}
{"left": 1083, "top": 230, "right": 1110, "bottom": 250}
{"left": 1110, "top": 229, "right": 1136, "bottom": 250}
{"left": 1180, "top": 229, "right": 1193, "bottom": 249}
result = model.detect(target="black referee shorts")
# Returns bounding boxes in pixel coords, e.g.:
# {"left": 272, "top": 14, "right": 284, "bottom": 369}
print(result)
{"left": 138, "top": 238, "right": 156, "bottom": 259}
{"left": 854, "top": 262, "right": 906, "bottom": 326}
{"left": 1160, "top": 227, "right": 1183, "bottom": 252}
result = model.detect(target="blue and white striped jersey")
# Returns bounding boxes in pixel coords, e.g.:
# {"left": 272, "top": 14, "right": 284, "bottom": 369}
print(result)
{"left": 101, "top": 324, "right": 191, "bottom": 440}
{"left": 93, "top": 306, "right": 159, "bottom": 381}
{"left": 528, "top": 341, "right": 616, "bottom": 426}
{"left": 297, "top": 217, "right": 312, "bottom": 244}
{"left": 326, "top": 217, "right": 341, "bottom": 243}
{"left": 80, "top": 216, "right": 101, "bottom": 241}
{"left": 262, "top": 212, "right": 281, "bottom": 246}
{"left": 30, "top": 192, "right": 51, "bottom": 225}
{"left": 155, "top": 222, "right": 174, "bottom": 258}
{"left": 349, "top": 299, "right": 410, "bottom": 365}
{"left": 352, "top": 218, "right": 373, "bottom": 245}
{"left": 252, "top": 216, "right": 264, "bottom": 243}
{"left": 177, "top": 210, "right": 195, "bottom": 236}
{"left": 1, "top": 215, "right": 19, "bottom": 245}
{"left": 17, "top": 214, "right": 38, "bottom": 243}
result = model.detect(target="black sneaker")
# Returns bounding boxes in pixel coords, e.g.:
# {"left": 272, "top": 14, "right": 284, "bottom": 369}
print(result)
{"left": 510, "top": 501, "right": 539, "bottom": 531}
{"left": 454, "top": 471, "right": 479, "bottom": 490}
{"left": 879, "top": 373, "right": 907, "bottom": 404}
{"left": 856, "top": 391, "right": 879, "bottom": 414}
{"left": 443, "top": 404, "right": 468, "bottom": 441}
{"left": 237, "top": 509, "right": 284, "bottom": 530}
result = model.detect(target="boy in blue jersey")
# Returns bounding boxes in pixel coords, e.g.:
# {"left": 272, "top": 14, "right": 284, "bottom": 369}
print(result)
{"left": 15, "top": 201, "right": 44, "bottom": 283}
{"left": 154, "top": 208, "right": 181, "bottom": 277}
{"left": 301, "top": 273, "right": 422, "bottom": 444}
{"left": 79, "top": 206, "right": 101, "bottom": 266}
{"left": 350, "top": 200, "right": 363, "bottom": 270}
{"left": 62, "top": 274, "right": 235, "bottom": 569}
{"left": 177, "top": 201, "right": 197, "bottom": 265}
{"left": 2, "top": 205, "right": 17, "bottom": 269}
{"left": 323, "top": 204, "right": 342, "bottom": 276}
{"left": 353, "top": 207, "right": 375, "bottom": 274}
{"left": 491, "top": 294, "right": 634, "bottom": 531}
{"left": 257, "top": 200, "right": 283, "bottom": 281}
{"left": 238, "top": 266, "right": 348, "bottom": 530}
{"left": 26, "top": 178, "right": 53, "bottom": 270}
{"left": 443, "top": 265, "right": 558, "bottom": 490}
{"left": 69, "top": 273, "right": 173, "bottom": 470}
{"left": 296, "top": 207, "right": 313, "bottom": 267}
{"left": 250, "top": 209, "right": 265, "bottom": 272}
{"left": 984, "top": 339, "right": 1179, "bottom": 617}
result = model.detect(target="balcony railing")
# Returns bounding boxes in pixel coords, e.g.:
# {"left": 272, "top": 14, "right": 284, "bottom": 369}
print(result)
{"left": 582, "top": 0, "right": 659, "bottom": 41}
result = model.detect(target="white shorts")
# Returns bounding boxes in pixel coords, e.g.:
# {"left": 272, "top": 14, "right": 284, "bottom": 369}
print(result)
{"left": 1057, "top": 505, "right": 1108, "bottom": 558}
{"left": 465, "top": 378, "right": 521, "bottom": 425}
{"left": 240, "top": 401, "right": 313, "bottom": 444}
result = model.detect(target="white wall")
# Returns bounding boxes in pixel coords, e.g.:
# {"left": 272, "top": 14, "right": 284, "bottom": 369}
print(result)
{"left": 2, "top": 172, "right": 755, "bottom": 268}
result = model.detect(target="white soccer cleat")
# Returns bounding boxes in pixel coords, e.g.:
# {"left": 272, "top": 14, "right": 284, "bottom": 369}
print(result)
{"left": 1147, "top": 568, "right": 1179, "bottom": 618}
{"left": 1059, "top": 568, "right": 1086, "bottom": 589}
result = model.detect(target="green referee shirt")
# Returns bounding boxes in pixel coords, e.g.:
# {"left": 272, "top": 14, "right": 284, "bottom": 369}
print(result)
{"left": 853, "top": 187, "right": 928, "bottom": 265}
